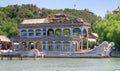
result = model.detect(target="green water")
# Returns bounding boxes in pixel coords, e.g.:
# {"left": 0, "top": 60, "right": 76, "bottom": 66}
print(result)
{"left": 0, "top": 58, "right": 120, "bottom": 71}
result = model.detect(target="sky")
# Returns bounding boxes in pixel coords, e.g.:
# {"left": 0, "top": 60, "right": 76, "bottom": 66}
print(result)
{"left": 0, "top": 0, "right": 120, "bottom": 17}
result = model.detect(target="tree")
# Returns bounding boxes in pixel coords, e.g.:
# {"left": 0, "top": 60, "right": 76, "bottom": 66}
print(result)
{"left": 93, "top": 12, "right": 120, "bottom": 50}
{"left": 0, "top": 22, "right": 18, "bottom": 37}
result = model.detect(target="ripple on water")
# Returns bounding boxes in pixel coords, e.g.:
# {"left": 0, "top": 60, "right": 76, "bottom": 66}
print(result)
{"left": 0, "top": 58, "right": 120, "bottom": 71}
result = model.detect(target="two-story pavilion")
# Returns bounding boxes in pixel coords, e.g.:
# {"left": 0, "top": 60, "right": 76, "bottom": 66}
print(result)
{"left": 11, "top": 14, "right": 91, "bottom": 52}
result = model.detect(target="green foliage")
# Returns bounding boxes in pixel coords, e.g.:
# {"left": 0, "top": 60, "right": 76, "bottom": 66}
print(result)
{"left": 56, "top": 29, "right": 61, "bottom": 36}
{"left": 48, "top": 31, "right": 54, "bottom": 36}
{"left": 0, "top": 22, "right": 18, "bottom": 37}
{"left": 83, "top": 39, "right": 87, "bottom": 49}
{"left": 64, "top": 29, "right": 70, "bottom": 36}
{"left": 89, "top": 42, "right": 96, "bottom": 49}
{"left": 93, "top": 12, "right": 120, "bottom": 50}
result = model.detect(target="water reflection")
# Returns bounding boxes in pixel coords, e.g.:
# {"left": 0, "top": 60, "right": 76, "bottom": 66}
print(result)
{"left": 0, "top": 58, "right": 120, "bottom": 71}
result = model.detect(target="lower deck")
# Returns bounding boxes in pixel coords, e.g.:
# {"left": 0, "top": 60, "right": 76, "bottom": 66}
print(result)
{"left": 13, "top": 40, "right": 89, "bottom": 52}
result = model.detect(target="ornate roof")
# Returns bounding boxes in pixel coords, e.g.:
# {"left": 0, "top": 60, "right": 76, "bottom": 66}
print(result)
{"left": 113, "top": 6, "right": 120, "bottom": 12}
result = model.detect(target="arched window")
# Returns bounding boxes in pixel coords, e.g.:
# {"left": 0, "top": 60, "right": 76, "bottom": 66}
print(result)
{"left": 28, "top": 29, "right": 34, "bottom": 36}
{"left": 21, "top": 30, "right": 26, "bottom": 32}
{"left": 73, "top": 28, "right": 81, "bottom": 37}
{"left": 36, "top": 29, "right": 41, "bottom": 36}
{"left": 21, "top": 42, "right": 27, "bottom": 50}
{"left": 21, "top": 29, "right": 27, "bottom": 36}
{"left": 28, "top": 42, "right": 34, "bottom": 50}
{"left": 42, "top": 42, "right": 46, "bottom": 51}
{"left": 83, "top": 29, "right": 87, "bottom": 38}
{"left": 63, "top": 41, "right": 70, "bottom": 51}
{"left": 55, "top": 29, "right": 62, "bottom": 36}
{"left": 43, "top": 28, "right": 46, "bottom": 36}
{"left": 56, "top": 42, "right": 61, "bottom": 51}
{"left": 63, "top": 29, "right": 70, "bottom": 36}
{"left": 47, "top": 29, "right": 54, "bottom": 36}
{"left": 48, "top": 42, "right": 53, "bottom": 51}
{"left": 83, "top": 29, "right": 87, "bottom": 34}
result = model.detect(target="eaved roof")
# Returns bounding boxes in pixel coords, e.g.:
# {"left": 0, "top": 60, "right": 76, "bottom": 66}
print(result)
{"left": 0, "top": 36, "right": 11, "bottom": 42}
{"left": 21, "top": 18, "right": 50, "bottom": 24}
{"left": 91, "top": 33, "right": 98, "bottom": 38}
{"left": 85, "top": 33, "right": 98, "bottom": 38}
{"left": 87, "top": 33, "right": 98, "bottom": 42}
{"left": 114, "top": 6, "right": 120, "bottom": 12}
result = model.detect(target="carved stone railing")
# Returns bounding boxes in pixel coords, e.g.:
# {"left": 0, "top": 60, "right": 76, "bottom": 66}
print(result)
{"left": 88, "top": 41, "right": 114, "bottom": 57}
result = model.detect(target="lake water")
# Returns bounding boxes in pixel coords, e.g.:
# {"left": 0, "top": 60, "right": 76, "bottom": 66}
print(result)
{"left": 0, "top": 58, "right": 120, "bottom": 71}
